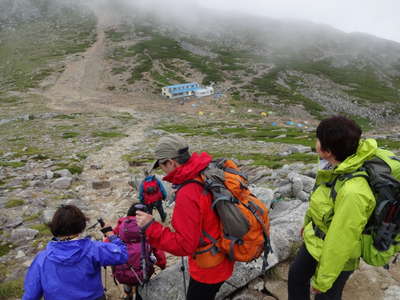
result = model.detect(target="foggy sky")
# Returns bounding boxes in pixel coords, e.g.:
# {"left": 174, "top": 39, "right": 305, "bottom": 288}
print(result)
{"left": 197, "top": 0, "right": 400, "bottom": 43}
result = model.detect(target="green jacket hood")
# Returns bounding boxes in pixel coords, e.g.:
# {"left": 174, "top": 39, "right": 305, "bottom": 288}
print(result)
{"left": 334, "top": 139, "right": 377, "bottom": 174}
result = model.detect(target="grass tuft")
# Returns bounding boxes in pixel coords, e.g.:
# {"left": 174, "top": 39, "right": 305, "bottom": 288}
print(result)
{"left": 5, "top": 199, "right": 25, "bottom": 208}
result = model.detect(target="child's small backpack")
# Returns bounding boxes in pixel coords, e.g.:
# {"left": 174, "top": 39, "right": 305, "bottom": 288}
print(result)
{"left": 142, "top": 177, "right": 163, "bottom": 204}
{"left": 113, "top": 218, "right": 154, "bottom": 285}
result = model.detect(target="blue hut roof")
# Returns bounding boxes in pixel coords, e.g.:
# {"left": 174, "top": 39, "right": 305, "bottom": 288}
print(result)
{"left": 165, "top": 82, "right": 199, "bottom": 89}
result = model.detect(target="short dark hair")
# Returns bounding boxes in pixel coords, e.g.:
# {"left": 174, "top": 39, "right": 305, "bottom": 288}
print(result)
{"left": 127, "top": 203, "right": 139, "bottom": 216}
{"left": 316, "top": 115, "right": 362, "bottom": 162}
{"left": 49, "top": 205, "right": 87, "bottom": 237}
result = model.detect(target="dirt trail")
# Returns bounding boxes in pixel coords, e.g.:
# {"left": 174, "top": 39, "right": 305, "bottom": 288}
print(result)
{"left": 44, "top": 15, "right": 114, "bottom": 112}
{"left": 42, "top": 6, "right": 155, "bottom": 212}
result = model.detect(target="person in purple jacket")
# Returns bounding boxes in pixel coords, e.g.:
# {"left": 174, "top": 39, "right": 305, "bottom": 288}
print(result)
{"left": 23, "top": 205, "right": 128, "bottom": 300}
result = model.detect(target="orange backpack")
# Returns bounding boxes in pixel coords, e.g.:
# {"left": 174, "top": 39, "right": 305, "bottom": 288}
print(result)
{"left": 181, "top": 159, "right": 272, "bottom": 270}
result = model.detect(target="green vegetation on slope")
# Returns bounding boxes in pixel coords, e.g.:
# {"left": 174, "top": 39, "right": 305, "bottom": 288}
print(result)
{"left": 0, "top": 1, "right": 96, "bottom": 92}
{"left": 249, "top": 68, "right": 325, "bottom": 118}
{"left": 288, "top": 59, "right": 400, "bottom": 103}
{"left": 129, "top": 34, "right": 223, "bottom": 84}
{"left": 157, "top": 122, "right": 315, "bottom": 147}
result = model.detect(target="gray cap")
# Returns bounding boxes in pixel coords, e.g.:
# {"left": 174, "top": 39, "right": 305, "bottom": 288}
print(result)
{"left": 150, "top": 135, "right": 189, "bottom": 170}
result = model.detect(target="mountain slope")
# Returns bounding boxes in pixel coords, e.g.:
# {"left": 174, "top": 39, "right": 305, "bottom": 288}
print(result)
{"left": 91, "top": 1, "right": 400, "bottom": 124}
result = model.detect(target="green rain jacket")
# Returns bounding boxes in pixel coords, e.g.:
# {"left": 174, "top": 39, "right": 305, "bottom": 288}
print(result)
{"left": 303, "top": 139, "right": 378, "bottom": 292}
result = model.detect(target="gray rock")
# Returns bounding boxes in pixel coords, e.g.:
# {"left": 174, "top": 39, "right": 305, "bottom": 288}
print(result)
{"left": 45, "top": 170, "right": 54, "bottom": 179}
{"left": 92, "top": 181, "right": 111, "bottom": 190}
{"left": 51, "top": 177, "right": 72, "bottom": 189}
{"left": 138, "top": 262, "right": 188, "bottom": 300}
{"left": 250, "top": 170, "right": 272, "bottom": 184}
{"left": 384, "top": 285, "right": 400, "bottom": 300}
{"left": 304, "top": 166, "right": 318, "bottom": 179}
{"left": 288, "top": 145, "right": 312, "bottom": 154}
{"left": 15, "top": 250, "right": 26, "bottom": 259}
{"left": 270, "top": 199, "right": 304, "bottom": 220}
{"left": 275, "top": 134, "right": 287, "bottom": 139}
{"left": 0, "top": 214, "right": 7, "bottom": 226}
{"left": 31, "top": 180, "right": 45, "bottom": 187}
{"left": 248, "top": 277, "right": 265, "bottom": 291}
{"left": 217, "top": 255, "right": 279, "bottom": 299}
{"left": 251, "top": 187, "right": 274, "bottom": 209}
{"left": 274, "top": 183, "right": 292, "bottom": 198}
{"left": 23, "top": 259, "right": 34, "bottom": 268}
{"left": 300, "top": 176, "right": 315, "bottom": 193}
{"left": 64, "top": 199, "right": 84, "bottom": 207}
{"left": 42, "top": 209, "right": 56, "bottom": 224}
{"left": 5, "top": 216, "right": 24, "bottom": 228}
{"left": 278, "top": 151, "right": 291, "bottom": 157}
{"left": 29, "top": 198, "right": 46, "bottom": 207}
{"left": 90, "top": 164, "right": 103, "bottom": 170}
{"left": 288, "top": 172, "right": 315, "bottom": 193}
{"left": 11, "top": 228, "right": 38, "bottom": 241}
{"left": 145, "top": 129, "right": 167, "bottom": 137}
{"left": 291, "top": 177, "right": 303, "bottom": 196}
{"left": 297, "top": 191, "right": 310, "bottom": 202}
{"left": 270, "top": 202, "right": 308, "bottom": 261}
{"left": 54, "top": 169, "right": 72, "bottom": 178}
{"left": 139, "top": 254, "right": 279, "bottom": 300}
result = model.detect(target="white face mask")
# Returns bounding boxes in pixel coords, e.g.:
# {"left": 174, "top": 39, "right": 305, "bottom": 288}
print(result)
{"left": 318, "top": 158, "right": 331, "bottom": 170}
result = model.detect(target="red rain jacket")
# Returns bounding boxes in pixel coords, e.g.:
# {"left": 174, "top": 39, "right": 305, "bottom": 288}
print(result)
{"left": 146, "top": 152, "right": 234, "bottom": 284}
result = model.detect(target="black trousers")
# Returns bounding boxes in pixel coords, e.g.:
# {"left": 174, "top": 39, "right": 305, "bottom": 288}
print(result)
{"left": 288, "top": 244, "right": 353, "bottom": 300}
{"left": 186, "top": 277, "right": 224, "bottom": 300}
{"left": 147, "top": 200, "right": 166, "bottom": 222}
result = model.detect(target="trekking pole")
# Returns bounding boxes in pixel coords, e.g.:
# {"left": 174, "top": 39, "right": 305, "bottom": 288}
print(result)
{"left": 180, "top": 257, "right": 187, "bottom": 298}
{"left": 140, "top": 229, "right": 148, "bottom": 283}
{"left": 104, "top": 266, "right": 108, "bottom": 293}
{"left": 98, "top": 218, "right": 108, "bottom": 293}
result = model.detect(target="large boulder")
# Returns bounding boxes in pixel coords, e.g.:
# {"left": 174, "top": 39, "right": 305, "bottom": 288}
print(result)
{"left": 5, "top": 216, "right": 24, "bottom": 229}
{"left": 384, "top": 285, "right": 400, "bottom": 300}
{"left": 11, "top": 227, "right": 38, "bottom": 241}
{"left": 54, "top": 169, "right": 72, "bottom": 178}
{"left": 288, "top": 172, "right": 315, "bottom": 193}
{"left": 92, "top": 180, "right": 111, "bottom": 190}
{"left": 269, "top": 200, "right": 308, "bottom": 261}
{"left": 139, "top": 255, "right": 280, "bottom": 300}
{"left": 251, "top": 186, "right": 274, "bottom": 209}
{"left": 51, "top": 177, "right": 72, "bottom": 189}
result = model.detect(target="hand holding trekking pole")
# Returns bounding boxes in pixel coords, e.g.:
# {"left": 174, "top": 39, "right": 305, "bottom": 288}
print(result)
{"left": 98, "top": 218, "right": 114, "bottom": 238}
{"left": 311, "top": 286, "right": 321, "bottom": 295}
{"left": 136, "top": 211, "right": 154, "bottom": 229}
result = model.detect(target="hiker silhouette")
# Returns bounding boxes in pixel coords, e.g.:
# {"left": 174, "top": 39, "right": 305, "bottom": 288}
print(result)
{"left": 138, "top": 170, "right": 167, "bottom": 223}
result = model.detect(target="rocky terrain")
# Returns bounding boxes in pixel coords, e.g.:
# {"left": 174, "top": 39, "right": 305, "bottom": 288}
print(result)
{"left": 1, "top": 0, "right": 400, "bottom": 299}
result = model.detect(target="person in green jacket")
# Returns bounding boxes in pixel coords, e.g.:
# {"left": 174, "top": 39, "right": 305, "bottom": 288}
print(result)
{"left": 288, "top": 115, "right": 376, "bottom": 300}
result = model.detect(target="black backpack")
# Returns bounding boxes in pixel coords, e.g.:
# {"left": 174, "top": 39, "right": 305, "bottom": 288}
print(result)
{"left": 330, "top": 149, "right": 400, "bottom": 266}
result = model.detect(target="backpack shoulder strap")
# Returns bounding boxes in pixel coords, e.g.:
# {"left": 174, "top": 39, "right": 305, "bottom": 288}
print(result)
{"left": 176, "top": 178, "right": 205, "bottom": 192}
{"left": 329, "top": 172, "right": 369, "bottom": 201}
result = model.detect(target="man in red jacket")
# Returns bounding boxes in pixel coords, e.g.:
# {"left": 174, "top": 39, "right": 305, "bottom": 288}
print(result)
{"left": 136, "top": 135, "right": 234, "bottom": 300}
